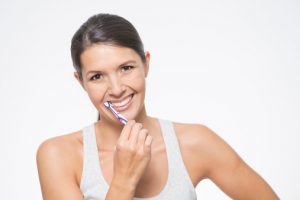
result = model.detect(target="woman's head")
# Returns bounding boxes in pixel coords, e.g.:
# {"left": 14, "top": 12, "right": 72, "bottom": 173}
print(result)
{"left": 71, "top": 13, "right": 146, "bottom": 80}
{"left": 71, "top": 13, "right": 150, "bottom": 123}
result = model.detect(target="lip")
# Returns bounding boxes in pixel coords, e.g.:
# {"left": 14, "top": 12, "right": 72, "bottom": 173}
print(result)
{"left": 108, "top": 94, "right": 134, "bottom": 112}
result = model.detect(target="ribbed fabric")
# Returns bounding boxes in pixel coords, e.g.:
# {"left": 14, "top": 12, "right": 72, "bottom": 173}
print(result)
{"left": 80, "top": 119, "right": 197, "bottom": 200}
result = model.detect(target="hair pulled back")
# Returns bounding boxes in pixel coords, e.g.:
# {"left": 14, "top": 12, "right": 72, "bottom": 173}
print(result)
{"left": 71, "top": 13, "right": 146, "bottom": 80}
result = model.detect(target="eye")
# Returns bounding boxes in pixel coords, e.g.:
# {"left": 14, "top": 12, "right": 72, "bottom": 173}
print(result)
{"left": 121, "top": 65, "right": 134, "bottom": 72}
{"left": 90, "top": 73, "right": 103, "bottom": 81}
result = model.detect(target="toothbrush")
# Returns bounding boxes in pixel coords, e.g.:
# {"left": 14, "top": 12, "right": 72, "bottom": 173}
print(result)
{"left": 104, "top": 102, "right": 128, "bottom": 125}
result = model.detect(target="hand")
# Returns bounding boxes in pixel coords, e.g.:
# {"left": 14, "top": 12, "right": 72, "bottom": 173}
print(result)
{"left": 111, "top": 120, "right": 153, "bottom": 188}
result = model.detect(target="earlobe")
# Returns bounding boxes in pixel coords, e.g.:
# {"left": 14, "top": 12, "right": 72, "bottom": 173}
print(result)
{"left": 144, "top": 51, "right": 150, "bottom": 77}
{"left": 74, "top": 71, "right": 86, "bottom": 91}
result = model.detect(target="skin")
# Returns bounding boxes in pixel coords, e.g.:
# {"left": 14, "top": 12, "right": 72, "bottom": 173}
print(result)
{"left": 36, "top": 44, "right": 279, "bottom": 200}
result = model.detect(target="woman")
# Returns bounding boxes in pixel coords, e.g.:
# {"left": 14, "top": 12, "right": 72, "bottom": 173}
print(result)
{"left": 37, "top": 13, "right": 278, "bottom": 200}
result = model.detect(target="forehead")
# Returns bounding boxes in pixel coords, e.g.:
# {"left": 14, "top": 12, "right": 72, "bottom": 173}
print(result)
{"left": 80, "top": 44, "right": 141, "bottom": 72}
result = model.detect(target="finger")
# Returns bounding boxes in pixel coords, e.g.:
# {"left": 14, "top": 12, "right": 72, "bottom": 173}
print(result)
{"left": 143, "top": 135, "right": 153, "bottom": 154}
{"left": 137, "top": 129, "right": 148, "bottom": 146}
{"left": 145, "top": 135, "right": 153, "bottom": 147}
{"left": 128, "top": 123, "right": 142, "bottom": 146}
{"left": 119, "top": 120, "right": 135, "bottom": 141}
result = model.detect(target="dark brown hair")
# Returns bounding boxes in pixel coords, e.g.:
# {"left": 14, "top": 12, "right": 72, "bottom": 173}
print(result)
{"left": 71, "top": 13, "right": 145, "bottom": 80}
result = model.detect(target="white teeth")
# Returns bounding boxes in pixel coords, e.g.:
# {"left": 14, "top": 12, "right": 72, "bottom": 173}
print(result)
{"left": 112, "top": 95, "right": 132, "bottom": 107}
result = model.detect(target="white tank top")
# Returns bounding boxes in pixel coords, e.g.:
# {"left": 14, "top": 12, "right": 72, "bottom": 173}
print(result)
{"left": 80, "top": 119, "right": 197, "bottom": 200}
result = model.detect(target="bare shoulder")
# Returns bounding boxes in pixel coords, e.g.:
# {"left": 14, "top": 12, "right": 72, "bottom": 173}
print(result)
{"left": 172, "top": 122, "right": 242, "bottom": 183}
{"left": 36, "top": 130, "right": 84, "bottom": 199}
{"left": 37, "top": 130, "right": 83, "bottom": 165}
{"left": 173, "top": 122, "right": 225, "bottom": 153}
{"left": 173, "top": 122, "right": 211, "bottom": 139}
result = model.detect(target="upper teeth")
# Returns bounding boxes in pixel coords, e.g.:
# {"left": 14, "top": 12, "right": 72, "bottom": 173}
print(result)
{"left": 112, "top": 95, "right": 132, "bottom": 107}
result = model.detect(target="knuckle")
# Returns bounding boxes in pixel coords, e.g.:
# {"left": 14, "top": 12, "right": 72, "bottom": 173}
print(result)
{"left": 138, "top": 131, "right": 147, "bottom": 139}
{"left": 116, "top": 142, "right": 125, "bottom": 150}
{"left": 139, "top": 131, "right": 146, "bottom": 136}
{"left": 135, "top": 123, "right": 142, "bottom": 129}
{"left": 128, "top": 145, "right": 137, "bottom": 153}
{"left": 116, "top": 141, "right": 129, "bottom": 149}
{"left": 136, "top": 148, "right": 145, "bottom": 157}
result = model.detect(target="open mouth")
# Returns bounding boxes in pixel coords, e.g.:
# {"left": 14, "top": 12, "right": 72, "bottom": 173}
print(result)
{"left": 110, "top": 94, "right": 134, "bottom": 111}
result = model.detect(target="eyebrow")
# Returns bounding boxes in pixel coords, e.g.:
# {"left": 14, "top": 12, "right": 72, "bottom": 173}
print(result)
{"left": 86, "top": 60, "right": 138, "bottom": 76}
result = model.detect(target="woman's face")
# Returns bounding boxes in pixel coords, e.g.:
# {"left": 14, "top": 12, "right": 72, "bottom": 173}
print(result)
{"left": 75, "top": 44, "right": 150, "bottom": 124}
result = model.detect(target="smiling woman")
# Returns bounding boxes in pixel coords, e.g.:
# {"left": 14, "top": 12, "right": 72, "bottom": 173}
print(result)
{"left": 36, "top": 13, "right": 279, "bottom": 200}
{"left": 76, "top": 44, "right": 149, "bottom": 123}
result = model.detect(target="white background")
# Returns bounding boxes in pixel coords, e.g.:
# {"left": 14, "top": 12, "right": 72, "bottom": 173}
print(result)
{"left": 1, "top": 0, "right": 299, "bottom": 199}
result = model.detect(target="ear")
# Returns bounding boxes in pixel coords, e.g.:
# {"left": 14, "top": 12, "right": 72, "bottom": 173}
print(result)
{"left": 74, "top": 71, "right": 86, "bottom": 91}
{"left": 144, "top": 51, "right": 150, "bottom": 77}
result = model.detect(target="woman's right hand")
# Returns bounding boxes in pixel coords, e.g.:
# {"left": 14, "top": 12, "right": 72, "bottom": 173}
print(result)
{"left": 111, "top": 120, "right": 153, "bottom": 190}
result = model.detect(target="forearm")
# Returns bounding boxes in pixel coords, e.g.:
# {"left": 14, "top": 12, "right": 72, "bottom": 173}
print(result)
{"left": 212, "top": 161, "right": 279, "bottom": 200}
{"left": 241, "top": 170, "right": 279, "bottom": 200}
{"left": 105, "top": 180, "right": 136, "bottom": 200}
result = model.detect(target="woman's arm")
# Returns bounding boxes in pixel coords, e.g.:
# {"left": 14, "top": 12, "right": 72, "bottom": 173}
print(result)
{"left": 184, "top": 124, "right": 279, "bottom": 199}
{"left": 206, "top": 131, "right": 278, "bottom": 199}
{"left": 36, "top": 138, "right": 84, "bottom": 200}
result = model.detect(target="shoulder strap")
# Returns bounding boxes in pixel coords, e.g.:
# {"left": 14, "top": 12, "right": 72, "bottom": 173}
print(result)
{"left": 158, "top": 119, "right": 196, "bottom": 192}
{"left": 80, "top": 123, "right": 108, "bottom": 193}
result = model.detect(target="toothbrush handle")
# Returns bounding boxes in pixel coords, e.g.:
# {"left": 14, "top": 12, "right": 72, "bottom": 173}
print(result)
{"left": 118, "top": 116, "right": 128, "bottom": 125}
{"left": 105, "top": 102, "right": 128, "bottom": 124}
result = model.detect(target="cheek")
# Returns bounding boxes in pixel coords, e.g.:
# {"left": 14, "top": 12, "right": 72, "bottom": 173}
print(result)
{"left": 136, "top": 77, "right": 146, "bottom": 91}
{"left": 127, "top": 71, "right": 146, "bottom": 91}
{"left": 86, "top": 85, "right": 107, "bottom": 105}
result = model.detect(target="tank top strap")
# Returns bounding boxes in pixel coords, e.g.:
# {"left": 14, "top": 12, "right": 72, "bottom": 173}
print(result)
{"left": 158, "top": 119, "right": 196, "bottom": 197}
{"left": 158, "top": 119, "right": 186, "bottom": 176}
{"left": 80, "top": 123, "right": 108, "bottom": 195}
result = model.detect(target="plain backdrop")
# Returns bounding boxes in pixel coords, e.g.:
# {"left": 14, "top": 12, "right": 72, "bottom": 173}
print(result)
{"left": 0, "top": 0, "right": 299, "bottom": 199}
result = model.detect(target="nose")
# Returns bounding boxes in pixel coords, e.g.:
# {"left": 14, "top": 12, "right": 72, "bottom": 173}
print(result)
{"left": 107, "top": 74, "right": 125, "bottom": 97}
